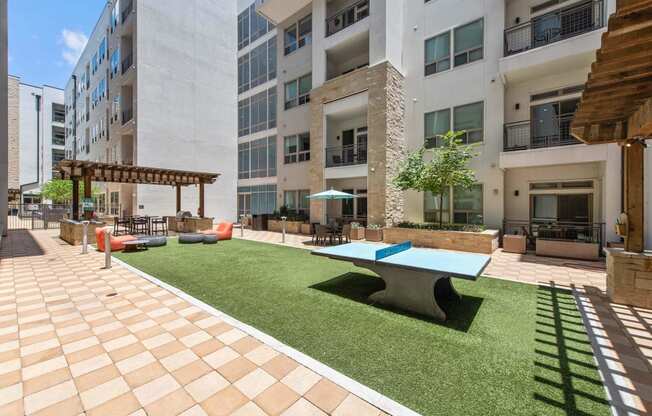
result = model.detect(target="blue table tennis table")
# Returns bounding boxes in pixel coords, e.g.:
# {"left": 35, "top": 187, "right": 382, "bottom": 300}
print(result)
{"left": 312, "top": 241, "right": 491, "bottom": 321}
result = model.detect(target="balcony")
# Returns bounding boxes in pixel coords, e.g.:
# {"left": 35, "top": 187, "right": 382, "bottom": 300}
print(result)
{"left": 504, "top": 0, "right": 604, "bottom": 57}
{"left": 326, "top": 0, "right": 369, "bottom": 37}
{"left": 121, "top": 0, "right": 134, "bottom": 24}
{"left": 121, "top": 53, "right": 133, "bottom": 75}
{"left": 503, "top": 116, "right": 581, "bottom": 152}
{"left": 256, "top": 0, "right": 311, "bottom": 25}
{"left": 325, "top": 143, "right": 367, "bottom": 168}
{"left": 122, "top": 108, "right": 133, "bottom": 125}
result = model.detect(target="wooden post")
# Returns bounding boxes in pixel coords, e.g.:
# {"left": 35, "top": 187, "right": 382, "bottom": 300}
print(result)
{"left": 199, "top": 183, "right": 205, "bottom": 218}
{"left": 624, "top": 140, "right": 645, "bottom": 253}
{"left": 83, "top": 174, "right": 92, "bottom": 220}
{"left": 176, "top": 186, "right": 181, "bottom": 214}
{"left": 72, "top": 178, "right": 80, "bottom": 221}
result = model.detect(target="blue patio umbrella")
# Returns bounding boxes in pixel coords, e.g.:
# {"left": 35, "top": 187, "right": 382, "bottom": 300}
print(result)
{"left": 306, "top": 188, "right": 358, "bottom": 200}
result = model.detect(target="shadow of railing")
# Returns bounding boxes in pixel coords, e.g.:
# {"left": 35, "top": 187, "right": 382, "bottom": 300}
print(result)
{"left": 310, "top": 272, "right": 483, "bottom": 332}
{"left": 0, "top": 230, "right": 45, "bottom": 259}
{"left": 534, "top": 284, "right": 611, "bottom": 415}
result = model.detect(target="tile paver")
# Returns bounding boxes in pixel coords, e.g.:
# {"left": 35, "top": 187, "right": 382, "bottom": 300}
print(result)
{"left": 0, "top": 230, "right": 389, "bottom": 415}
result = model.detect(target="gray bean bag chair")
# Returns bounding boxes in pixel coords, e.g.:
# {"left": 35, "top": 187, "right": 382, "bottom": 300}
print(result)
{"left": 203, "top": 234, "right": 218, "bottom": 245}
{"left": 179, "top": 233, "right": 205, "bottom": 244}
{"left": 144, "top": 236, "right": 167, "bottom": 247}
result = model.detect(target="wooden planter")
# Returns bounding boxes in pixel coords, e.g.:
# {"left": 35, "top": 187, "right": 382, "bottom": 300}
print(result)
{"left": 383, "top": 227, "right": 499, "bottom": 254}
{"left": 503, "top": 234, "right": 527, "bottom": 254}
{"left": 536, "top": 239, "right": 600, "bottom": 261}
{"left": 365, "top": 228, "right": 384, "bottom": 242}
{"left": 300, "top": 223, "right": 312, "bottom": 235}
{"left": 350, "top": 227, "right": 365, "bottom": 240}
{"left": 268, "top": 219, "right": 305, "bottom": 234}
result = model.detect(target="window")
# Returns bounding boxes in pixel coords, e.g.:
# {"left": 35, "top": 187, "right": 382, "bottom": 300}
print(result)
{"left": 424, "top": 188, "right": 450, "bottom": 224}
{"left": 531, "top": 194, "right": 592, "bottom": 223}
{"left": 424, "top": 109, "right": 450, "bottom": 148}
{"left": 250, "top": 4, "right": 269, "bottom": 43}
{"left": 250, "top": 91, "right": 268, "bottom": 134}
{"left": 238, "top": 136, "right": 276, "bottom": 179}
{"left": 268, "top": 136, "right": 277, "bottom": 177}
{"left": 284, "top": 190, "right": 310, "bottom": 215}
{"left": 92, "top": 53, "right": 99, "bottom": 75}
{"left": 250, "top": 42, "right": 268, "bottom": 88}
{"left": 110, "top": 49, "right": 120, "bottom": 77}
{"left": 454, "top": 19, "right": 483, "bottom": 67}
{"left": 250, "top": 138, "right": 269, "bottom": 178}
{"left": 238, "top": 54, "right": 250, "bottom": 94}
{"left": 52, "top": 149, "right": 65, "bottom": 167}
{"left": 238, "top": 142, "right": 250, "bottom": 179}
{"left": 268, "top": 87, "right": 277, "bottom": 129}
{"left": 238, "top": 185, "right": 276, "bottom": 215}
{"left": 52, "top": 127, "right": 66, "bottom": 146}
{"left": 111, "top": 0, "right": 120, "bottom": 31}
{"left": 268, "top": 37, "right": 277, "bottom": 80}
{"left": 284, "top": 15, "right": 312, "bottom": 55}
{"left": 284, "top": 133, "right": 310, "bottom": 164}
{"left": 110, "top": 191, "right": 119, "bottom": 215}
{"left": 453, "top": 102, "right": 483, "bottom": 144}
{"left": 453, "top": 184, "right": 483, "bottom": 224}
{"left": 238, "top": 98, "right": 250, "bottom": 137}
{"left": 284, "top": 74, "right": 311, "bottom": 110}
{"left": 238, "top": 9, "right": 250, "bottom": 50}
{"left": 425, "top": 32, "right": 450, "bottom": 75}
{"left": 99, "top": 38, "right": 107, "bottom": 63}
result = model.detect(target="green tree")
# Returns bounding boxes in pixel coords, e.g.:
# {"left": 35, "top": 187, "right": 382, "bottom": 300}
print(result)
{"left": 41, "top": 180, "right": 101, "bottom": 204}
{"left": 394, "top": 131, "right": 477, "bottom": 228}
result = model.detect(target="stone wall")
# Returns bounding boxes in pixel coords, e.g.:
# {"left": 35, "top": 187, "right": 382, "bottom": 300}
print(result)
{"left": 383, "top": 227, "right": 499, "bottom": 255}
{"left": 309, "top": 63, "right": 406, "bottom": 226}
{"left": 7, "top": 76, "right": 19, "bottom": 193}
{"left": 606, "top": 248, "right": 652, "bottom": 309}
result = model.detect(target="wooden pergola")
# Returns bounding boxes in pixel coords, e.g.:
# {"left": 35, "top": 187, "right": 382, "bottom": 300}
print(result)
{"left": 56, "top": 160, "right": 220, "bottom": 221}
{"left": 571, "top": 0, "right": 652, "bottom": 253}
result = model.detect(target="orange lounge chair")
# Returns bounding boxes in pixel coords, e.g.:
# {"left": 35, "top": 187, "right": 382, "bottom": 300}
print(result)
{"left": 95, "top": 227, "right": 137, "bottom": 252}
{"left": 201, "top": 222, "right": 233, "bottom": 241}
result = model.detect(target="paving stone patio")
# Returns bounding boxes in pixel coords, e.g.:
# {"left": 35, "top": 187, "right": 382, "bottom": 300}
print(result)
{"left": 0, "top": 230, "right": 389, "bottom": 416}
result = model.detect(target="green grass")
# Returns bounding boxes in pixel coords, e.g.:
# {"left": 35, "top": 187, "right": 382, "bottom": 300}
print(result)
{"left": 116, "top": 239, "right": 610, "bottom": 416}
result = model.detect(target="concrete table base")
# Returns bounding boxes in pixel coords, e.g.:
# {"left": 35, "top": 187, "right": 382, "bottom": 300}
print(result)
{"left": 357, "top": 262, "right": 461, "bottom": 321}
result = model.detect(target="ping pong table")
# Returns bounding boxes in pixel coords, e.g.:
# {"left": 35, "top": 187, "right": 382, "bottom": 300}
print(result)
{"left": 312, "top": 241, "right": 491, "bottom": 321}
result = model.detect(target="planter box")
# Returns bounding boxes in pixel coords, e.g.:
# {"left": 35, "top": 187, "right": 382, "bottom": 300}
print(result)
{"left": 300, "top": 223, "right": 312, "bottom": 235}
{"left": 350, "top": 227, "right": 365, "bottom": 240}
{"left": 536, "top": 239, "right": 600, "bottom": 261}
{"left": 365, "top": 228, "right": 384, "bottom": 242}
{"left": 268, "top": 219, "right": 305, "bottom": 234}
{"left": 503, "top": 235, "right": 527, "bottom": 254}
{"left": 383, "top": 227, "right": 499, "bottom": 254}
{"left": 59, "top": 220, "right": 105, "bottom": 246}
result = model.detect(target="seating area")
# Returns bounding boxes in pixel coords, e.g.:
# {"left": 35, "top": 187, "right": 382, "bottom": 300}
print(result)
{"left": 313, "top": 223, "right": 351, "bottom": 246}
{"left": 113, "top": 215, "right": 168, "bottom": 236}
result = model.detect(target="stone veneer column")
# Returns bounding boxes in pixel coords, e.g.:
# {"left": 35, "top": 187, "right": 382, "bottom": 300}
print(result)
{"left": 606, "top": 248, "right": 652, "bottom": 308}
{"left": 308, "top": 63, "right": 406, "bottom": 226}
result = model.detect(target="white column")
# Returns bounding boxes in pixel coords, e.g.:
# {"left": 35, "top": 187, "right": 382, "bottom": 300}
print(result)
{"left": 604, "top": 143, "right": 622, "bottom": 244}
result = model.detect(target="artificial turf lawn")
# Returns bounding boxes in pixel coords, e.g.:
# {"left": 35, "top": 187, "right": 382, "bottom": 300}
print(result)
{"left": 116, "top": 239, "right": 610, "bottom": 416}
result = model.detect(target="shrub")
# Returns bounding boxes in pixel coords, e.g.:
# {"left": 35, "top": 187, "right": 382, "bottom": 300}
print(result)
{"left": 396, "top": 222, "right": 485, "bottom": 233}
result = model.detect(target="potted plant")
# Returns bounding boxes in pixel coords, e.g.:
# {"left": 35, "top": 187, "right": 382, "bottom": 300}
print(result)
{"left": 365, "top": 224, "right": 384, "bottom": 242}
{"left": 350, "top": 222, "right": 365, "bottom": 240}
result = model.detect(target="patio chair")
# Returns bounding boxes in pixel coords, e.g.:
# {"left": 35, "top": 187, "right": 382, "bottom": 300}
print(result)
{"left": 315, "top": 225, "right": 331, "bottom": 246}
{"left": 341, "top": 224, "right": 351, "bottom": 244}
{"left": 310, "top": 222, "right": 320, "bottom": 243}
{"left": 95, "top": 227, "right": 136, "bottom": 252}
{"left": 150, "top": 217, "right": 168, "bottom": 236}
{"left": 114, "top": 216, "right": 131, "bottom": 236}
{"left": 132, "top": 216, "right": 150, "bottom": 235}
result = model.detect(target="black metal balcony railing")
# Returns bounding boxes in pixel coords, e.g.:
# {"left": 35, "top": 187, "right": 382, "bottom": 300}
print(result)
{"left": 122, "top": 108, "right": 133, "bottom": 125}
{"left": 326, "top": 0, "right": 369, "bottom": 37}
{"left": 504, "top": 0, "right": 604, "bottom": 56}
{"left": 121, "top": 53, "right": 133, "bottom": 75}
{"left": 121, "top": 0, "right": 134, "bottom": 23}
{"left": 503, "top": 116, "right": 581, "bottom": 151}
{"left": 503, "top": 220, "right": 605, "bottom": 250}
{"left": 325, "top": 143, "right": 367, "bottom": 168}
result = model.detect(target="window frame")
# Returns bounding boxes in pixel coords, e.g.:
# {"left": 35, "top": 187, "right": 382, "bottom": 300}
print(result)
{"left": 424, "top": 108, "right": 451, "bottom": 148}
{"left": 453, "top": 18, "right": 484, "bottom": 68}
{"left": 284, "top": 74, "right": 311, "bottom": 110}
{"left": 284, "top": 132, "right": 310, "bottom": 164}
{"left": 453, "top": 101, "right": 484, "bottom": 144}
{"left": 424, "top": 31, "right": 451, "bottom": 76}
{"left": 284, "top": 14, "right": 312, "bottom": 55}
{"left": 423, "top": 18, "right": 485, "bottom": 77}
{"left": 424, "top": 184, "right": 484, "bottom": 225}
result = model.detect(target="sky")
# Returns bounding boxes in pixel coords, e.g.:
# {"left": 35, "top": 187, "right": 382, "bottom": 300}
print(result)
{"left": 8, "top": 0, "right": 107, "bottom": 89}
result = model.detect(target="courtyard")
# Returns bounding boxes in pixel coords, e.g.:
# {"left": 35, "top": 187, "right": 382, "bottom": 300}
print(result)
{"left": 0, "top": 229, "right": 650, "bottom": 415}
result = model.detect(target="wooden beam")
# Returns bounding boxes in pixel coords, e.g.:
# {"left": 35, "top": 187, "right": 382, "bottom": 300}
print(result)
{"left": 72, "top": 178, "right": 80, "bottom": 221}
{"left": 199, "top": 183, "right": 205, "bottom": 218}
{"left": 628, "top": 97, "right": 652, "bottom": 138}
{"left": 83, "top": 174, "right": 92, "bottom": 220}
{"left": 176, "top": 186, "right": 181, "bottom": 214}
{"left": 624, "top": 140, "right": 645, "bottom": 252}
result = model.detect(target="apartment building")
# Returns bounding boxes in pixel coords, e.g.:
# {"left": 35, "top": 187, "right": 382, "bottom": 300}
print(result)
{"left": 6, "top": 76, "right": 66, "bottom": 204}
{"left": 251, "top": 0, "right": 648, "bottom": 246}
{"left": 65, "top": 0, "right": 237, "bottom": 220}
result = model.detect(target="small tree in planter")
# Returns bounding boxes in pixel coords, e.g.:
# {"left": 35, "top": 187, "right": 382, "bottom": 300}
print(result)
{"left": 365, "top": 224, "right": 384, "bottom": 242}
{"left": 394, "top": 131, "right": 477, "bottom": 228}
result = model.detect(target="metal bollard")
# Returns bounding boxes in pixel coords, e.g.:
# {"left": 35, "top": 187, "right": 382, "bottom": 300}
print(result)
{"left": 281, "top": 216, "right": 287, "bottom": 243}
{"left": 240, "top": 214, "right": 245, "bottom": 237}
{"left": 82, "top": 221, "right": 90, "bottom": 254}
{"left": 104, "top": 229, "right": 112, "bottom": 269}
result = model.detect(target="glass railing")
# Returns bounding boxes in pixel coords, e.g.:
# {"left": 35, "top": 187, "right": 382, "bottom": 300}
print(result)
{"left": 326, "top": 0, "right": 369, "bottom": 37}
{"left": 504, "top": 0, "right": 604, "bottom": 56}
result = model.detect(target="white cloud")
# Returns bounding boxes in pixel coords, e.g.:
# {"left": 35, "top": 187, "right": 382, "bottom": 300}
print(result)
{"left": 60, "top": 29, "right": 88, "bottom": 66}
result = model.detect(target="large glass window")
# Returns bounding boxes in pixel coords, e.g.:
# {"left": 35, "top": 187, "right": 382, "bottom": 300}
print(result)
{"left": 454, "top": 19, "right": 483, "bottom": 67}
{"left": 238, "top": 9, "right": 250, "bottom": 50}
{"left": 267, "top": 37, "right": 277, "bottom": 80}
{"left": 453, "top": 102, "right": 483, "bottom": 144}
{"left": 453, "top": 185, "right": 483, "bottom": 224}
{"left": 238, "top": 98, "right": 250, "bottom": 137}
{"left": 532, "top": 193, "right": 592, "bottom": 223}
{"left": 99, "top": 38, "right": 107, "bottom": 63}
{"left": 268, "top": 87, "right": 277, "bottom": 129}
{"left": 238, "top": 54, "right": 250, "bottom": 94}
{"left": 250, "top": 138, "right": 268, "bottom": 178}
{"left": 284, "top": 15, "right": 312, "bottom": 55}
{"left": 250, "top": 42, "right": 268, "bottom": 88}
{"left": 110, "top": 49, "right": 120, "bottom": 77}
{"left": 424, "top": 109, "right": 450, "bottom": 148}
{"left": 267, "top": 136, "right": 277, "bottom": 177}
{"left": 250, "top": 4, "right": 269, "bottom": 42}
{"left": 424, "top": 188, "right": 450, "bottom": 224}
{"left": 239, "top": 185, "right": 276, "bottom": 215}
{"left": 284, "top": 74, "right": 311, "bottom": 110}
{"left": 425, "top": 32, "right": 450, "bottom": 76}
{"left": 250, "top": 91, "right": 268, "bottom": 134}
{"left": 238, "top": 142, "right": 250, "bottom": 179}
{"left": 284, "top": 190, "right": 310, "bottom": 215}
{"left": 283, "top": 133, "right": 310, "bottom": 164}
{"left": 91, "top": 53, "right": 99, "bottom": 75}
